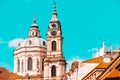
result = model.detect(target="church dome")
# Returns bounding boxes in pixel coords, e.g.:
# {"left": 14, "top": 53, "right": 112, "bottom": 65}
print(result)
{"left": 17, "top": 37, "right": 47, "bottom": 49}
{"left": 16, "top": 18, "right": 47, "bottom": 49}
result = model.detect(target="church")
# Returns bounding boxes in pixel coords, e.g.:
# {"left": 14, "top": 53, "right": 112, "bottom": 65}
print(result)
{"left": 0, "top": 2, "right": 120, "bottom": 80}
{"left": 14, "top": 2, "right": 67, "bottom": 80}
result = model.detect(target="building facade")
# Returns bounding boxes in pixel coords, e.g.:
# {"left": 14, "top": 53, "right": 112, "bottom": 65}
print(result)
{"left": 14, "top": 3, "right": 66, "bottom": 80}
{"left": 65, "top": 43, "right": 120, "bottom": 80}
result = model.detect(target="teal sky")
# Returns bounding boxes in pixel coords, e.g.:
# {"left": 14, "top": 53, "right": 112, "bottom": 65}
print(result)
{"left": 0, "top": 0, "right": 120, "bottom": 72}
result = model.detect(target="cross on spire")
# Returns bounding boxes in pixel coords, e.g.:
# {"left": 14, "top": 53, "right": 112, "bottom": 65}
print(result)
{"left": 54, "top": 1, "right": 56, "bottom": 11}
{"left": 33, "top": 17, "right": 36, "bottom": 23}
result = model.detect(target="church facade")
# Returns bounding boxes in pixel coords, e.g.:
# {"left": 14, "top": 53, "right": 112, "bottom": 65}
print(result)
{"left": 14, "top": 3, "right": 66, "bottom": 80}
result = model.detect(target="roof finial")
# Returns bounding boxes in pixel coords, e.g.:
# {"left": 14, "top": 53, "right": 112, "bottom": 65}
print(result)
{"left": 31, "top": 17, "right": 38, "bottom": 27}
{"left": 54, "top": 1, "right": 56, "bottom": 11}
{"left": 33, "top": 17, "right": 36, "bottom": 23}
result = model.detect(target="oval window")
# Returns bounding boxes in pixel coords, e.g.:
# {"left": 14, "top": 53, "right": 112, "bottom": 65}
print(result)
{"left": 29, "top": 40, "right": 32, "bottom": 45}
{"left": 43, "top": 41, "right": 46, "bottom": 46}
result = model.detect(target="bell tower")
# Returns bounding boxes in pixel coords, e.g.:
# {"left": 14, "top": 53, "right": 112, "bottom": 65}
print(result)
{"left": 44, "top": 2, "right": 66, "bottom": 80}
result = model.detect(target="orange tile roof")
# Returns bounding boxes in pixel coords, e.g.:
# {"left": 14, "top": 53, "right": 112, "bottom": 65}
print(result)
{"left": 96, "top": 55, "right": 120, "bottom": 80}
{"left": 0, "top": 67, "right": 43, "bottom": 79}
{"left": 83, "top": 57, "right": 111, "bottom": 69}
{"left": 83, "top": 57, "right": 103, "bottom": 63}
{"left": 7, "top": 73, "right": 24, "bottom": 80}
{"left": 0, "top": 67, "right": 10, "bottom": 80}
{"left": 106, "top": 69, "right": 120, "bottom": 78}
{"left": 96, "top": 63, "right": 110, "bottom": 69}
{"left": 0, "top": 67, "right": 24, "bottom": 80}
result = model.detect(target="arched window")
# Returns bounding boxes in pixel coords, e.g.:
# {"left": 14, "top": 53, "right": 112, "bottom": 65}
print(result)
{"left": 32, "top": 32, "right": 34, "bottom": 36}
{"left": 21, "top": 60, "right": 23, "bottom": 72}
{"left": 42, "top": 58, "right": 44, "bottom": 71}
{"left": 51, "top": 65, "right": 56, "bottom": 77}
{"left": 17, "top": 59, "right": 20, "bottom": 72}
{"left": 52, "top": 41, "right": 56, "bottom": 51}
{"left": 37, "top": 59, "right": 39, "bottom": 69}
{"left": 35, "top": 32, "right": 37, "bottom": 36}
{"left": 28, "top": 57, "right": 32, "bottom": 70}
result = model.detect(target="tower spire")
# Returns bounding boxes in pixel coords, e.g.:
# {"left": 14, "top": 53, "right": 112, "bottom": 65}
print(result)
{"left": 51, "top": 2, "right": 58, "bottom": 22}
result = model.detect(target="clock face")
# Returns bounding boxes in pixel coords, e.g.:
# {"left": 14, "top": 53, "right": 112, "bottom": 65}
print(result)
{"left": 51, "top": 31, "right": 57, "bottom": 36}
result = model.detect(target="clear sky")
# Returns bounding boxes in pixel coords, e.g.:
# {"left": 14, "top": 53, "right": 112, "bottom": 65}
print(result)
{"left": 0, "top": 0, "right": 120, "bottom": 72}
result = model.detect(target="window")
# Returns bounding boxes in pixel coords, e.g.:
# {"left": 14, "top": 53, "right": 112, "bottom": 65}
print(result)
{"left": 43, "top": 41, "right": 46, "bottom": 46}
{"left": 52, "top": 23, "right": 56, "bottom": 28}
{"left": 29, "top": 40, "right": 32, "bottom": 45}
{"left": 18, "top": 43, "right": 21, "bottom": 46}
{"left": 28, "top": 57, "right": 32, "bottom": 70}
{"left": 37, "top": 59, "right": 39, "bottom": 69}
{"left": 17, "top": 59, "right": 20, "bottom": 72}
{"left": 35, "top": 32, "right": 37, "bottom": 36}
{"left": 51, "top": 65, "right": 56, "bottom": 77}
{"left": 42, "top": 58, "right": 44, "bottom": 71}
{"left": 22, "top": 60, "right": 23, "bottom": 71}
{"left": 52, "top": 41, "right": 56, "bottom": 51}
{"left": 32, "top": 32, "right": 34, "bottom": 36}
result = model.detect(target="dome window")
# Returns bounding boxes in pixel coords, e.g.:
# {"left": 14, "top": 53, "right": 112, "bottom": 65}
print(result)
{"left": 29, "top": 40, "right": 32, "bottom": 45}
{"left": 43, "top": 41, "right": 46, "bottom": 46}
{"left": 18, "top": 43, "right": 21, "bottom": 46}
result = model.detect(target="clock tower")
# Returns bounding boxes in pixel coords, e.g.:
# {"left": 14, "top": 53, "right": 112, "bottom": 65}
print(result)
{"left": 44, "top": 2, "right": 66, "bottom": 80}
